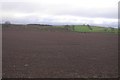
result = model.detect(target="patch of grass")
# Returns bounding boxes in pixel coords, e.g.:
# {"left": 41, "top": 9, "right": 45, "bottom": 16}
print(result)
{"left": 52, "top": 25, "right": 119, "bottom": 34}
{"left": 74, "top": 25, "right": 91, "bottom": 32}
{"left": 73, "top": 25, "right": 118, "bottom": 33}
{"left": 3, "top": 24, "right": 119, "bottom": 34}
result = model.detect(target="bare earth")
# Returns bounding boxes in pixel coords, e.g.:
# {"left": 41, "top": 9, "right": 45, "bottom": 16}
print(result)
{"left": 2, "top": 27, "right": 118, "bottom": 78}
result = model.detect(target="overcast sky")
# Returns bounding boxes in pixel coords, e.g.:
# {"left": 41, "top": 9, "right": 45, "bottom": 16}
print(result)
{"left": 0, "top": 0, "right": 119, "bottom": 27}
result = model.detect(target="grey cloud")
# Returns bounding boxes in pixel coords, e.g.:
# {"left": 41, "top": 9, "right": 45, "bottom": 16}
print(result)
{"left": 1, "top": 1, "right": 118, "bottom": 27}
{"left": 53, "top": 7, "right": 117, "bottom": 19}
{"left": 1, "top": 2, "right": 46, "bottom": 13}
{"left": 1, "top": 2, "right": 117, "bottom": 19}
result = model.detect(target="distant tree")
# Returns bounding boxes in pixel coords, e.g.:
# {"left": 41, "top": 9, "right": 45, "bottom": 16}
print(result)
{"left": 118, "top": 28, "right": 120, "bottom": 34}
{"left": 72, "top": 25, "right": 75, "bottom": 31}
{"left": 64, "top": 25, "right": 69, "bottom": 31}
{"left": 4, "top": 21, "right": 11, "bottom": 27}
{"left": 110, "top": 27, "right": 115, "bottom": 32}
{"left": 83, "top": 24, "right": 85, "bottom": 26}
{"left": 104, "top": 28, "right": 107, "bottom": 32}
{"left": 87, "top": 24, "right": 92, "bottom": 30}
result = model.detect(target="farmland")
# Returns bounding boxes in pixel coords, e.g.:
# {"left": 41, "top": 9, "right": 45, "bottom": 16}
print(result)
{"left": 2, "top": 24, "right": 119, "bottom": 33}
{"left": 2, "top": 25, "right": 118, "bottom": 78}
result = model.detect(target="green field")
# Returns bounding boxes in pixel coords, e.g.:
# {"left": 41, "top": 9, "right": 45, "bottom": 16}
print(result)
{"left": 55, "top": 25, "right": 118, "bottom": 34}
{"left": 73, "top": 25, "right": 118, "bottom": 33}
{"left": 3, "top": 24, "right": 119, "bottom": 34}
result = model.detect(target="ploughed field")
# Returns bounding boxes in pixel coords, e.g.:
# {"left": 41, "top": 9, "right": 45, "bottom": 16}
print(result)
{"left": 2, "top": 26, "right": 118, "bottom": 78}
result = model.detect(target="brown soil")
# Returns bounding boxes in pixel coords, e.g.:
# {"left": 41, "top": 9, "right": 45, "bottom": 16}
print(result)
{"left": 2, "top": 27, "right": 118, "bottom": 78}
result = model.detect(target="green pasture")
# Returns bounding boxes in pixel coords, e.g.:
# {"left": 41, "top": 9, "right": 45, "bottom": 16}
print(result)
{"left": 50, "top": 25, "right": 118, "bottom": 33}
